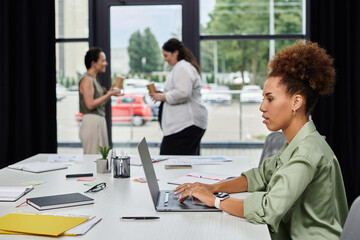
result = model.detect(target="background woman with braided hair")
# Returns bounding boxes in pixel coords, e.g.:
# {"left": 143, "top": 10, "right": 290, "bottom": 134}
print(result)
{"left": 174, "top": 40, "right": 348, "bottom": 239}
{"left": 150, "top": 38, "right": 208, "bottom": 155}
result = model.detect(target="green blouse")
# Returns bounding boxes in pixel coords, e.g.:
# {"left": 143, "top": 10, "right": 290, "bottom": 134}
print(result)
{"left": 242, "top": 121, "right": 348, "bottom": 240}
{"left": 79, "top": 73, "right": 106, "bottom": 117}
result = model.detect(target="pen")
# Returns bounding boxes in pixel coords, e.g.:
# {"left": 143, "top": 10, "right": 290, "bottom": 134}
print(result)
{"left": 152, "top": 158, "right": 169, "bottom": 163}
{"left": 66, "top": 173, "right": 93, "bottom": 178}
{"left": 121, "top": 216, "right": 160, "bottom": 220}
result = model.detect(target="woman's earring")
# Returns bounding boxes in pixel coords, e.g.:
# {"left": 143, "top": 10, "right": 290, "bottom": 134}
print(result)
{"left": 292, "top": 109, "right": 296, "bottom": 116}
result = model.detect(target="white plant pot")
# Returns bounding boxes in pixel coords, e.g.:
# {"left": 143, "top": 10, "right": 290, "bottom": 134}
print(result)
{"left": 96, "top": 159, "right": 110, "bottom": 174}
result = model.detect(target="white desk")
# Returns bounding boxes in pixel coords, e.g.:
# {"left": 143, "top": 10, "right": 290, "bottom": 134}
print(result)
{"left": 0, "top": 154, "right": 271, "bottom": 240}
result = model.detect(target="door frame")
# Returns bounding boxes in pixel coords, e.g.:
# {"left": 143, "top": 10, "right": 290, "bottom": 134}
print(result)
{"left": 89, "top": 0, "right": 199, "bottom": 146}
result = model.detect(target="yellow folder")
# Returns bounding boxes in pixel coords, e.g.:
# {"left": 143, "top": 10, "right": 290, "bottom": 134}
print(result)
{"left": 0, "top": 212, "right": 88, "bottom": 236}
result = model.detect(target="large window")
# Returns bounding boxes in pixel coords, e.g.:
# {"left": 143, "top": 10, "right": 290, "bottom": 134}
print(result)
{"left": 55, "top": 0, "right": 89, "bottom": 144}
{"left": 200, "top": 0, "right": 304, "bottom": 36}
{"left": 199, "top": 0, "right": 307, "bottom": 142}
{"left": 55, "top": 0, "right": 308, "bottom": 147}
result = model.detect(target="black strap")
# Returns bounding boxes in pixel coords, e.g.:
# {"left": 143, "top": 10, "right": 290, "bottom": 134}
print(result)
{"left": 158, "top": 101, "right": 164, "bottom": 129}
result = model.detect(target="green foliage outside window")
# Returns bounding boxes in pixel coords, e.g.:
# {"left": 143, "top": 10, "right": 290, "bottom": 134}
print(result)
{"left": 127, "top": 28, "right": 162, "bottom": 74}
{"left": 200, "top": 0, "right": 302, "bottom": 87}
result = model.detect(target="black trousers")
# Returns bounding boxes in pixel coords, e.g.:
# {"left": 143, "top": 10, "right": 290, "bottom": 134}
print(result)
{"left": 160, "top": 125, "right": 206, "bottom": 155}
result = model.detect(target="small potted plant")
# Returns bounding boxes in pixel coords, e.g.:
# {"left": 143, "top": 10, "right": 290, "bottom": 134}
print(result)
{"left": 96, "top": 146, "right": 112, "bottom": 174}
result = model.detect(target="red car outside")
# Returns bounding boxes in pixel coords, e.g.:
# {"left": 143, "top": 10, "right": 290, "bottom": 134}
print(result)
{"left": 75, "top": 94, "right": 152, "bottom": 126}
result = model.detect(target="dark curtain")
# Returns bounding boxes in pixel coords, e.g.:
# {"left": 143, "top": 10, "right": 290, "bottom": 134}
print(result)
{"left": 310, "top": 0, "right": 360, "bottom": 204}
{"left": 0, "top": 0, "right": 57, "bottom": 168}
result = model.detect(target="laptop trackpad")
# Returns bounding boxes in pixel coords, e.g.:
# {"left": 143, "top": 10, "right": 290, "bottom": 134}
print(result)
{"left": 160, "top": 191, "right": 208, "bottom": 210}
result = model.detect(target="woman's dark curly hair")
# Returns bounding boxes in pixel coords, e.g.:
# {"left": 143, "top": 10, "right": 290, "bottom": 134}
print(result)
{"left": 268, "top": 40, "right": 336, "bottom": 114}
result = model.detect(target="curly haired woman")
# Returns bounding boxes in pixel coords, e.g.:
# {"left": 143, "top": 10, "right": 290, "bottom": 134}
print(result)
{"left": 174, "top": 40, "right": 348, "bottom": 240}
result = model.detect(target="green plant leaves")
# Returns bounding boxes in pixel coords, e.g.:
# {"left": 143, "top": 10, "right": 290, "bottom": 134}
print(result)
{"left": 97, "top": 145, "right": 112, "bottom": 159}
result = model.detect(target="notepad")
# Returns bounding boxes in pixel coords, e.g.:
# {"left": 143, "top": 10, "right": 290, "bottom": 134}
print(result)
{"left": 8, "top": 161, "right": 67, "bottom": 173}
{"left": 27, "top": 192, "right": 94, "bottom": 210}
{"left": 0, "top": 212, "right": 88, "bottom": 236}
{"left": 0, "top": 186, "right": 34, "bottom": 202}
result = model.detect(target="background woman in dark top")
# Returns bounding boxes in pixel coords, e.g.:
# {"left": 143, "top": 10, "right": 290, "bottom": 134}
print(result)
{"left": 79, "top": 47, "right": 120, "bottom": 154}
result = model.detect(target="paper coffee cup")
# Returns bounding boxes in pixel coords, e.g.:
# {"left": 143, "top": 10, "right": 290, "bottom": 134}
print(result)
{"left": 114, "top": 76, "right": 124, "bottom": 90}
{"left": 147, "top": 83, "right": 156, "bottom": 93}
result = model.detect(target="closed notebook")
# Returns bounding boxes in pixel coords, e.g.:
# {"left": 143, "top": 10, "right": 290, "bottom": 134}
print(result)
{"left": 27, "top": 192, "right": 94, "bottom": 210}
{"left": 8, "top": 161, "right": 67, "bottom": 173}
{"left": 0, "top": 212, "right": 88, "bottom": 236}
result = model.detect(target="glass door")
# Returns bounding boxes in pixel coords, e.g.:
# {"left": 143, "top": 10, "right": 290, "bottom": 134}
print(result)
{"left": 109, "top": 5, "right": 182, "bottom": 144}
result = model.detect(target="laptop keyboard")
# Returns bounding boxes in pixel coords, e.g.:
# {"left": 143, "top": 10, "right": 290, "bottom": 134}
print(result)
{"left": 164, "top": 191, "right": 179, "bottom": 207}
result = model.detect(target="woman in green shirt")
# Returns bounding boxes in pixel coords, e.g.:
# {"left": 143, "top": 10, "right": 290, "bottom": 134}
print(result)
{"left": 174, "top": 41, "right": 348, "bottom": 239}
{"left": 79, "top": 47, "right": 120, "bottom": 154}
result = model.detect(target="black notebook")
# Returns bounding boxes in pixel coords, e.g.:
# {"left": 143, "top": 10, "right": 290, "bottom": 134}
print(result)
{"left": 27, "top": 193, "right": 94, "bottom": 211}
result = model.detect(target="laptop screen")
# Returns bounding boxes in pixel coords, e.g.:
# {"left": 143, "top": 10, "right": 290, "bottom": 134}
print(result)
{"left": 137, "top": 138, "right": 160, "bottom": 207}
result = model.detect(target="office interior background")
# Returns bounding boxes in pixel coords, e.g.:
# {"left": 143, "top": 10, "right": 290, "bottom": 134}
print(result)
{"left": 1, "top": 0, "right": 360, "bottom": 204}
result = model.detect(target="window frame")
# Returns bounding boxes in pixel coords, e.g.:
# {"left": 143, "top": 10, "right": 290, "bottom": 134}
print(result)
{"left": 56, "top": 0, "right": 310, "bottom": 147}
{"left": 199, "top": 0, "right": 310, "bottom": 40}
{"left": 55, "top": 0, "right": 90, "bottom": 80}
{"left": 89, "top": 0, "right": 199, "bottom": 146}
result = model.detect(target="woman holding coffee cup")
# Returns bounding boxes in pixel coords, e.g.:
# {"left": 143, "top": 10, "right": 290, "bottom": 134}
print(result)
{"left": 150, "top": 38, "right": 207, "bottom": 155}
{"left": 79, "top": 47, "right": 120, "bottom": 154}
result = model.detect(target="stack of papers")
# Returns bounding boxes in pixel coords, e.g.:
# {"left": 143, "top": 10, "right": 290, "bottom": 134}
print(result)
{"left": 168, "top": 172, "right": 235, "bottom": 185}
{"left": 0, "top": 212, "right": 89, "bottom": 236}
{"left": 0, "top": 212, "right": 101, "bottom": 236}
{"left": 130, "top": 155, "right": 169, "bottom": 166}
{"left": 0, "top": 186, "right": 34, "bottom": 202}
{"left": 63, "top": 215, "right": 102, "bottom": 235}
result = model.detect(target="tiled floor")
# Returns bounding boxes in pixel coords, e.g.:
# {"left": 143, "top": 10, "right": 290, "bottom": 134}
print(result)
{"left": 58, "top": 147, "right": 262, "bottom": 169}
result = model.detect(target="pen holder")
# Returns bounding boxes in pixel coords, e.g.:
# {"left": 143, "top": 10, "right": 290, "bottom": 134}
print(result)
{"left": 113, "top": 156, "right": 130, "bottom": 178}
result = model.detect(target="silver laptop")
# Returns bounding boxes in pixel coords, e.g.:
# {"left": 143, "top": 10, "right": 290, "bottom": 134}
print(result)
{"left": 137, "top": 137, "right": 221, "bottom": 212}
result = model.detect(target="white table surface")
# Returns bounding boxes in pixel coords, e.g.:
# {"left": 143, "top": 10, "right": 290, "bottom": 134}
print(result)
{"left": 0, "top": 154, "right": 271, "bottom": 240}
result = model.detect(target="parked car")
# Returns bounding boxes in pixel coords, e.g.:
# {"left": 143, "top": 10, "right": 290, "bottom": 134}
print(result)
{"left": 67, "top": 85, "right": 79, "bottom": 91}
{"left": 202, "top": 84, "right": 232, "bottom": 105}
{"left": 75, "top": 94, "right": 152, "bottom": 126}
{"left": 124, "top": 81, "right": 165, "bottom": 118}
{"left": 144, "top": 95, "right": 161, "bottom": 118}
{"left": 111, "top": 94, "right": 152, "bottom": 126}
{"left": 240, "top": 85, "right": 263, "bottom": 103}
{"left": 123, "top": 78, "right": 149, "bottom": 90}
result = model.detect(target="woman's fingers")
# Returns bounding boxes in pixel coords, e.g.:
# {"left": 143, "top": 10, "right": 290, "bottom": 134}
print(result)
{"left": 174, "top": 183, "right": 192, "bottom": 195}
{"left": 178, "top": 192, "right": 189, "bottom": 203}
{"left": 178, "top": 187, "right": 193, "bottom": 203}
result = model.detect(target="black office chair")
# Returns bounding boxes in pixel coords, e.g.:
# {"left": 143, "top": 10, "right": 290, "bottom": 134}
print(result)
{"left": 258, "top": 131, "right": 287, "bottom": 168}
{"left": 340, "top": 196, "right": 360, "bottom": 240}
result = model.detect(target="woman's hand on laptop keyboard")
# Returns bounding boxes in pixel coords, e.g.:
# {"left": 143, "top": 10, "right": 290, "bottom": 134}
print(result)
{"left": 174, "top": 183, "right": 216, "bottom": 207}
